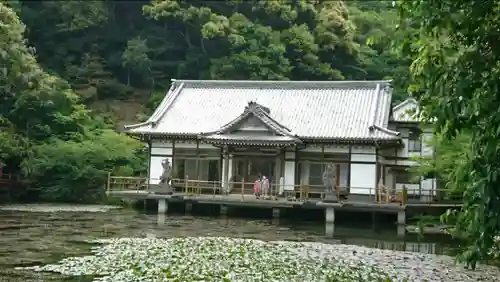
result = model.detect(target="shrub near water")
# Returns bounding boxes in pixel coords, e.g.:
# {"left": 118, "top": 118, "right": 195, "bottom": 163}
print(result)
{"left": 24, "top": 237, "right": 395, "bottom": 282}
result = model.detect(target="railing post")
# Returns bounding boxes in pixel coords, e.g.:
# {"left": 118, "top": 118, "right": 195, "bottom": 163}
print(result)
{"left": 402, "top": 185, "right": 408, "bottom": 205}
{"left": 385, "top": 186, "right": 390, "bottom": 203}
{"left": 107, "top": 172, "right": 111, "bottom": 192}
{"left": 185, "top": 175, "right": 189, "bottom": 195}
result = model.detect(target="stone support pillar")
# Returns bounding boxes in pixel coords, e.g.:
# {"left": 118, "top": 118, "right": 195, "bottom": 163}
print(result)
{"left": 325, "top": 207, "right": 335, "bottom": 224}
{"left": 272, "top": 208, "right": 280, "bottom": 218}
{"left": 158, "top": 199, "right": 168, "bottom": 214}
{"left": 220, "top": 205, "right": 228, "bottom": 215}
{"left": 185, "top": 202, "right": 193, "bottom": 213}
{"left": 397, "top": 210, "right": 406, "bottom": 225}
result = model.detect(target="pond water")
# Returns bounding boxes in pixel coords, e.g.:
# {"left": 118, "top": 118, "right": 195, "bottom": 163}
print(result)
{"left": 0, "top": 205, "right": 461, "bottom": 281}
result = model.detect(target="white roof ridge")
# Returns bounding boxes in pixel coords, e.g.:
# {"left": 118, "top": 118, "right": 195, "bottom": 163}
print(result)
{"left": 172, "top": 79, "right": 392, "bottom": 89}
{"left": 393, "top": 97, "right": 418, "bottom": 111}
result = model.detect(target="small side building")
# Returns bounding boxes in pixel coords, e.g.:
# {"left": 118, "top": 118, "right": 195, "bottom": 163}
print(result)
{"left": 124, "top": 80, "right": 435, "bottom": 201}
{"left": 387, "top": 98, "right": 437, "bottom": 200}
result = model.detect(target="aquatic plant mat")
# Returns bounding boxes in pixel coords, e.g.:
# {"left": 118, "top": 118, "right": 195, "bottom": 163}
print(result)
{"left": 0, "top": 204, "right": 121, "bottom": 213}
{"left": 21, "top": 237, "right": 499, "bottom": 282}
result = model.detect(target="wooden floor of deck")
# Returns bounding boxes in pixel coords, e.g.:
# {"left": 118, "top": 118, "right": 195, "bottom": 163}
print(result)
{"left": 107, "top": 190, "right": 461, "bottom": 212}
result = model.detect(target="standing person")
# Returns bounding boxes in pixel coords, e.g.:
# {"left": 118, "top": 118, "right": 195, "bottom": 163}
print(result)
{"left": 253, "top": 173, "right": 262, "bottom": 198}
{"left": 261, "top": 175, "right": 269, "bottom": 199}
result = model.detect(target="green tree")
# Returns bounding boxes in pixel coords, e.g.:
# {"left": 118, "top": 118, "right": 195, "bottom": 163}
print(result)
{"left": 122, "top": 37, "right": 151, "bottom": 86}
{"left": 411, "top": 131, "right": 471, "bottom": 200}
{"left": 0, "top": 3, "right": 146, "bottom": 203}
{"left": 396, "top": 0, "right": 500, "bottom": 268}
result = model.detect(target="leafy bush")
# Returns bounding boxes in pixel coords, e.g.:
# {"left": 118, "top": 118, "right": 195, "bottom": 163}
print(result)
{"left": 22, "top": 130, "right": 145, "bottom": 203}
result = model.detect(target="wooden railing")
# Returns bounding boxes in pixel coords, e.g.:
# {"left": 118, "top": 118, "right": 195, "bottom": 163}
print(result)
{"left": 106, "top": 174, "right": 462, "bottom": 205}
{"left": 106, "top": 173, "right": 147, "bottom": 192}
{"left": 0, "top": 173, "right": 20, "bottom": 185}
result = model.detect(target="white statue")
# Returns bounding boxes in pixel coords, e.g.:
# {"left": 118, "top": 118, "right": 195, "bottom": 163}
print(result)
{"left": 160, "top": 158, "right": 172, "bottom": 184}
{"left": 322, "top": 163, "right": 337, "bottom": 201}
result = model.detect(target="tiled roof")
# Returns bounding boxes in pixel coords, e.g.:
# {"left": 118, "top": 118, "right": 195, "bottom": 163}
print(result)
{"left": 392, "top": 98, "right": 419, "bottom": 122}
{"left": 125, "top": 80, "right": 401, "bottom": 141}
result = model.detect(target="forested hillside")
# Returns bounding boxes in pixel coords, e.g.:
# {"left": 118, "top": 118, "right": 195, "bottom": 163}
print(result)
{"left": 18, "top": 0, "right": 408, "bottom": 122}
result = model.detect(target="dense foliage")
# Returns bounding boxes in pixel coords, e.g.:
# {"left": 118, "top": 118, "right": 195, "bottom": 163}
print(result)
{"left": 18, "top": 0, "right": 409, "bottom": 105}
{"left": 0, "top": 3, "right": 145, "bottom": 203}
{"left": 396, "top": 0, "right": 500, "bottom": 268}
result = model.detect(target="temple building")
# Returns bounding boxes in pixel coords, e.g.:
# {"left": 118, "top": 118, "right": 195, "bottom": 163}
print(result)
{"left": 124, "top": 79, "right": 435, "bottom": 200}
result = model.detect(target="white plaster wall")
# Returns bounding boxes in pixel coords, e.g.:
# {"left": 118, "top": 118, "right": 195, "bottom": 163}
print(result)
{"left": 284, "top": 151, "right": 296, "bottom": 191}
{"left": 284, "top": 162, "right": 295, "bottom": 191}
{"left": 351, "top": 146, "right": 376, "bottom": 163}
{"left": 351, "top": 153, "right": 376, "bottom": 163}
{"left": 350, "top": 164, "right": 376, "bottom": 195}
{"left": 151, "top": 147, "right": 173, "bottom": 156}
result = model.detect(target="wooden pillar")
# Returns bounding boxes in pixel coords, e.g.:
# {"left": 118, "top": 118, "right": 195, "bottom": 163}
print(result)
{"left": 146, "top": 138, "right": 152, "bottom": 190}
{"left": 347, "top": 146, "right": 352, "bottom": 194}
{"left": 335, "top": 163, "right": 340, "bottom": 197}
{"left": 171, "top": 140, "right": 176, "bottom": 178}
{"left": 195, "top": 140, "right": 200, "bottom": 181}
{"left": 222, "top": 146, "right": 230, "bottom": 194}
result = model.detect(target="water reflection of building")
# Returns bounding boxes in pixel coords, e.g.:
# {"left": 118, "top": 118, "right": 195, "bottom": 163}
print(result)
{"left": 342, "top": 239, "right": 439, "bottom": 254}
{"left": 124, "top": 80, "right": 435, "bottom": 200}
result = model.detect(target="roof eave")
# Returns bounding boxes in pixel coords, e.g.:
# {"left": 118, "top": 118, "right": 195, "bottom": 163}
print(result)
{"left": 125, "top": 131, "right": 401, "bottom": 145}
{"left": 300, "top": 137, "right": 401, "bottom": 145}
